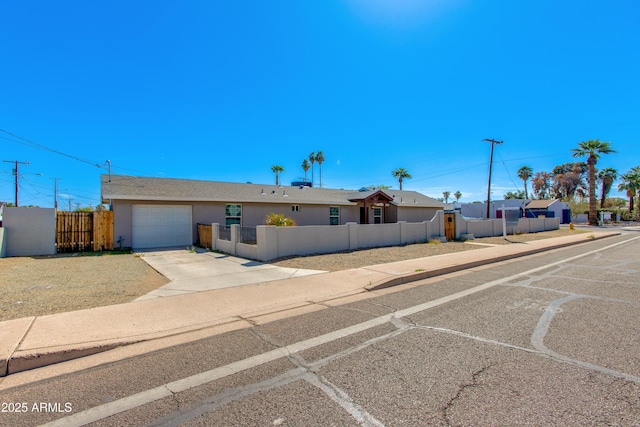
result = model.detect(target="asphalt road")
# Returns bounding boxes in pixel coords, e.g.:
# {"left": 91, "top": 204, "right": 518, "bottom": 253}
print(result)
{"left": 1, "top": 232, "right": 639, "bottom": 426}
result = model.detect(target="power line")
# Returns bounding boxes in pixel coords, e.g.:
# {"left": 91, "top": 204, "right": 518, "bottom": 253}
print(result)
{"left": 0, "top": 129, "right": 100, "bottom": 166}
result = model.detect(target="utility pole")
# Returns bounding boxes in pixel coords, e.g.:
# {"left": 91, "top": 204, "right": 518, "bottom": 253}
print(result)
{"left": 50, "top": 177, "right": 61, "bottom": 210}
{"left": 69, "top": 199, "right": 73, "bottom": 212}
{"left": 2, "top": 160, "right": 29, "bottom": 207}
{"left": 482, "top": 139, "right": 503, "bottom": 219}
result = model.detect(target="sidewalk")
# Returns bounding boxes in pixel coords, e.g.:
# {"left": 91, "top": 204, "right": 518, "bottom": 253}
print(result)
{"left": 0, "top": 231, "right": 619, "bottom": 377}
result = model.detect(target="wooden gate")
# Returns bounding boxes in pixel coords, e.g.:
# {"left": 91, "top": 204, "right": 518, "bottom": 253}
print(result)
{"left": 444, "top": 212, "right": 456, "bottom": 241}
{"left": 56, "top": 211, "right": 114, "bottom": 252}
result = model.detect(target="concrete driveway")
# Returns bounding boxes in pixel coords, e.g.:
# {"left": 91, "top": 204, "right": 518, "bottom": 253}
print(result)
{"left": 135, "top": 248, "right": 325, "bottom": 301}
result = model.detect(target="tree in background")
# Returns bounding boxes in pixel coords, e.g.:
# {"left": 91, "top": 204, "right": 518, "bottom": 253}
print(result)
{"left": 532, "top": 171, "right": 551, "bottom": 199}
{"left": 442, "top": 191, "right": 451, "bottom": 203}
{"left": 550, "top": 162, "right": 587, "bottom": 201}
{"left": 454, "top": 191, "right": 462, "bottom": 202}
{"left": 571, "top": 139, "right": 616, "bottom": 225}
{"left": 316, "top": 151, "right": 325, "bottom": 188}
{"left": 301, "top": 159, "right": 310, "bottom": 183}
{"left": 517, "top": 165, "right": 533, "bottom": 199}
{"left": 391, "top": 168, "right": 412, "bottom": 190}
{"left": 270, "top": 165, "right": 284, "bottom": 186}
{"left": 309, "top": 152, "right": 316, "bottom": 186}
{"left": 597, "top": 167, "right": 618, "bottom": 208}
{"left": 504, "top": 190, "right": 525, "bottom": 199}
{"left": 618, "top": 168, "right": 640, "bottom": 213}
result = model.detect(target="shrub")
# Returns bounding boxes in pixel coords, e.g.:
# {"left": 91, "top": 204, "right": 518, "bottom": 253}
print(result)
{"left": 264, "top": 213, "right": 296, "bottom": 226}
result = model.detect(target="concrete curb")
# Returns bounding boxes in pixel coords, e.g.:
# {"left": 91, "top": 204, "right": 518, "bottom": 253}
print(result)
{"left": 2, "top": 231, "right": 621, "bottom": 377}
{"left": 364, "top": 232, "right": 620, "bottom": 291}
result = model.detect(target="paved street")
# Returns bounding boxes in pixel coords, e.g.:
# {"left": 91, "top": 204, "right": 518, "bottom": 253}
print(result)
{"left": 1, "top": 232, "right": 639, "bottom": 426}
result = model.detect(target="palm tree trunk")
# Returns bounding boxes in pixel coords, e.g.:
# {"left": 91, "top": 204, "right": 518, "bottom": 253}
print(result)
{"left": 588, "top": 157, "right": 598, "bottom": 226}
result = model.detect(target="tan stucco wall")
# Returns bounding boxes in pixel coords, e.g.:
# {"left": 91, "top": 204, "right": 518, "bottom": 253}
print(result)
{"left": 112, "top": 200, "right": 361, "bottom": 247}
{"left": 397, "top": 207, "right": 440, "bottom": 223}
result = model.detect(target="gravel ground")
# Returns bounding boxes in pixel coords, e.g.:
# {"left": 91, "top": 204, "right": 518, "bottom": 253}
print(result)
{"left": 0, "top": 253, "right": 168, "bottom": 322}
{"left": 0, "top": 228, "right": 586, "bottom": 322}
{"left": 270, "top": 228, "right": 588, "bottom": 271}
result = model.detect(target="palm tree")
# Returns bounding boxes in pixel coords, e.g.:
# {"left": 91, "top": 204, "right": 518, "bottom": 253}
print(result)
{"left": 309, "top": 152, "right": 316, "bottom": 186}
{"left": 597, "top": 167, "right": 617, "bottom": 208}
{"left": 316, "top": 151, "right": 325, "bottom": 188}
{"left": 301, "top": 159, "right": 310, "bottom": 183}
{"left": 517, "top": 165, "right": 533, "bottom": 199}
{"left": 571, "top": 139, "right": 616, "bottom": 225}
{"left": 442, "top": 191, "right": 451, "bottom": 203}
{"left": 454, "top": 191, "right": 462, "bottom": 202}
{"left": 618, "top": 169, "right": 640, "bottom": 213}
{"left": 391, "top": 168, "right": 412, "bottom": 190}
{"left": 270, "top": 165, "right": 284, "bottom": 186}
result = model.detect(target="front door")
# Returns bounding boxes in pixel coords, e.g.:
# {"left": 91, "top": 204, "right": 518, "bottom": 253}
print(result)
{"left": 444, "top": 212, "right": 455, "bottom": 241}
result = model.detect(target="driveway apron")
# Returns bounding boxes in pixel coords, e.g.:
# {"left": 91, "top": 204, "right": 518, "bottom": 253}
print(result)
{"left": 135, "top": 248, "right": 325, "bottom": 300}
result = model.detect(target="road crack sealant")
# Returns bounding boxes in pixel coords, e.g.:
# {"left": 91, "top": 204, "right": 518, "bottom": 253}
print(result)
{"left": 39, "top": 235, "right": 640, "bottom": 427}
{"left": 531, "top": 294, "right": 640, "bottom": 384}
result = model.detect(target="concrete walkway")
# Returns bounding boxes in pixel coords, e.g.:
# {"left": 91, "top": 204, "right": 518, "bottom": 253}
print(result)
{"left": 0, "top": 231, "right": 620, "bottom": 378}
{"left": 135, "top": 248, "right": 325, "bottom": 300}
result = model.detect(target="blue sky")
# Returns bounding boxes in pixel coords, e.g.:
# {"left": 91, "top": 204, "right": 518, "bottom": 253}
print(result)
{"left": 1, "top": 1, "right": 639, "bottom": 209}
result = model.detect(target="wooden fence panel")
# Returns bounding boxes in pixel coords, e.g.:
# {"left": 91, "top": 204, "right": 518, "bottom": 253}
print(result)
{"left": 93, "top": 211, "right": 114, "bottom": 251}
{"left": 197, "top": 223, "right": 212, "bottom": 248}
{"left": 56, "top": 211, "right": 114, "bottom": 253}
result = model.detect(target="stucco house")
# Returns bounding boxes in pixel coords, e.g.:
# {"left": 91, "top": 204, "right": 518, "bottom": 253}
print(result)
{"left": 101, "top": 175, "right": 444, "bottom": 249}
{"left": 525, "top": 199, "right": 571, "bottom": 223}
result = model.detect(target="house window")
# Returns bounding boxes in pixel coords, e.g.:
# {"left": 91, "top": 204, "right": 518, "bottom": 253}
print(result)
{"left": 329, "top": 206, "right": 340, "bottom": 225}
{"left": 225, "top": 204, "right": 242, "bottom": 226}
{"left": 291, "top": 205, "right": 300, "bottom": 212}
{"left": 373, "top": 207, "right": 382, "bottom": 224}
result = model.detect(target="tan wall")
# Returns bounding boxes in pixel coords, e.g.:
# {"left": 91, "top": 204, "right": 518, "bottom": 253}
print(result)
{"left": 397, "top": 207, "right": 440, "bottom": 222}
{"left": 112, "top": 200, "right": 361, "bottom": 248}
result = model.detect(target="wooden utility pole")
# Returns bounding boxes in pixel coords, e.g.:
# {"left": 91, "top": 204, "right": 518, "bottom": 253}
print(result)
{"left": 50, "top": 177, "right": 61, "bottom": 210}
{"left": 482, "top": 139, "right": 503, "bottom": 219}
{"left": 2, "top": 160, "right": 29, "bottom": 207}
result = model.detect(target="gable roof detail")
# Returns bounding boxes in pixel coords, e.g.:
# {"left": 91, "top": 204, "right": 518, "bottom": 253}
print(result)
{"left": 101, "top": 175, "right": 444, "bottom": 208}
{"left": 526, "top": 199, "right": 558, "bottom": 209}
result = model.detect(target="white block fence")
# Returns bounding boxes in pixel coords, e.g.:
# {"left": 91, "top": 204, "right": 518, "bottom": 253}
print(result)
{"left": 207, "top": 210, "right": 560, "bottom": 262}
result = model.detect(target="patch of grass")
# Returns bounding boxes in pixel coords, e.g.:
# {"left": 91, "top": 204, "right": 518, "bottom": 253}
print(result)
{"left": 415, "top": 269, "right": 425, "bottom": 272}
{"left": 428, "top": 239, "right": 441, "bottom": 244}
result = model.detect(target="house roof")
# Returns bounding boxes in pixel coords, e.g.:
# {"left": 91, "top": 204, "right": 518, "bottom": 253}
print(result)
{"left": 526, "top": 199, "right": 558, "bottom": 209}
{"left": 101, "top": 175, "right": 444, "bottom": 208}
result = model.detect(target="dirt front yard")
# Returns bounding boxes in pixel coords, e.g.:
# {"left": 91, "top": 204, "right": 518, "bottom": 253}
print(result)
{"left": 0, "top": 228, "right": 586, "bottom": 322}
{"left": 0, "top": 253, "right": 168, "bottom": 322}
{"left": 270, "top": 228, "right": 586, "bottom": 271}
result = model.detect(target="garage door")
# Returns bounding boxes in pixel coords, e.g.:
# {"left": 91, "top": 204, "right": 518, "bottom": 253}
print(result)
{"left": 132, "top": 205, "right": 193, "bottom": 249}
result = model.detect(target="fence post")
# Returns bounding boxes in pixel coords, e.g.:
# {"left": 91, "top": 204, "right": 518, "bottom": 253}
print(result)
{"left": 230, "top": 224, "right": 240, "bottom": 255}
{"left": 210, "top": 223, "right": 218, "bottom": 250}
{"left": 256, "top": 225, "right": 278, "bottom": 261}
{"left": 347, "top": 222, "right": 358, "bottom": 250}
{"left": 399, "top": 221, "right": 408, "bottom": 245}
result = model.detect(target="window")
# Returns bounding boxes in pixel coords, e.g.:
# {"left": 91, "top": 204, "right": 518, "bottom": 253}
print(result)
{"left": 373, "top": 207, "right": 382, "bottom": 224}
{"left": 329, "top": 206, "right": 340, "bottom": 225}
{"left": 291, "top": 205, "right": 300, "bottom": 212}
{"left": 225, "top": 204, "right": 241, "bottom": 226}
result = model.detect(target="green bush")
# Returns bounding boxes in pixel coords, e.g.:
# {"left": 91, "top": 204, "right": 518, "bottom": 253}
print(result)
{"left": 264, "top": 213, "right": 296, "bottom": 226}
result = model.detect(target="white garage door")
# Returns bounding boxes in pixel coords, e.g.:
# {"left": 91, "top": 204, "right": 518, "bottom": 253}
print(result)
{"left": 132, "top": 205, "right": 193, "bottom": 249}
